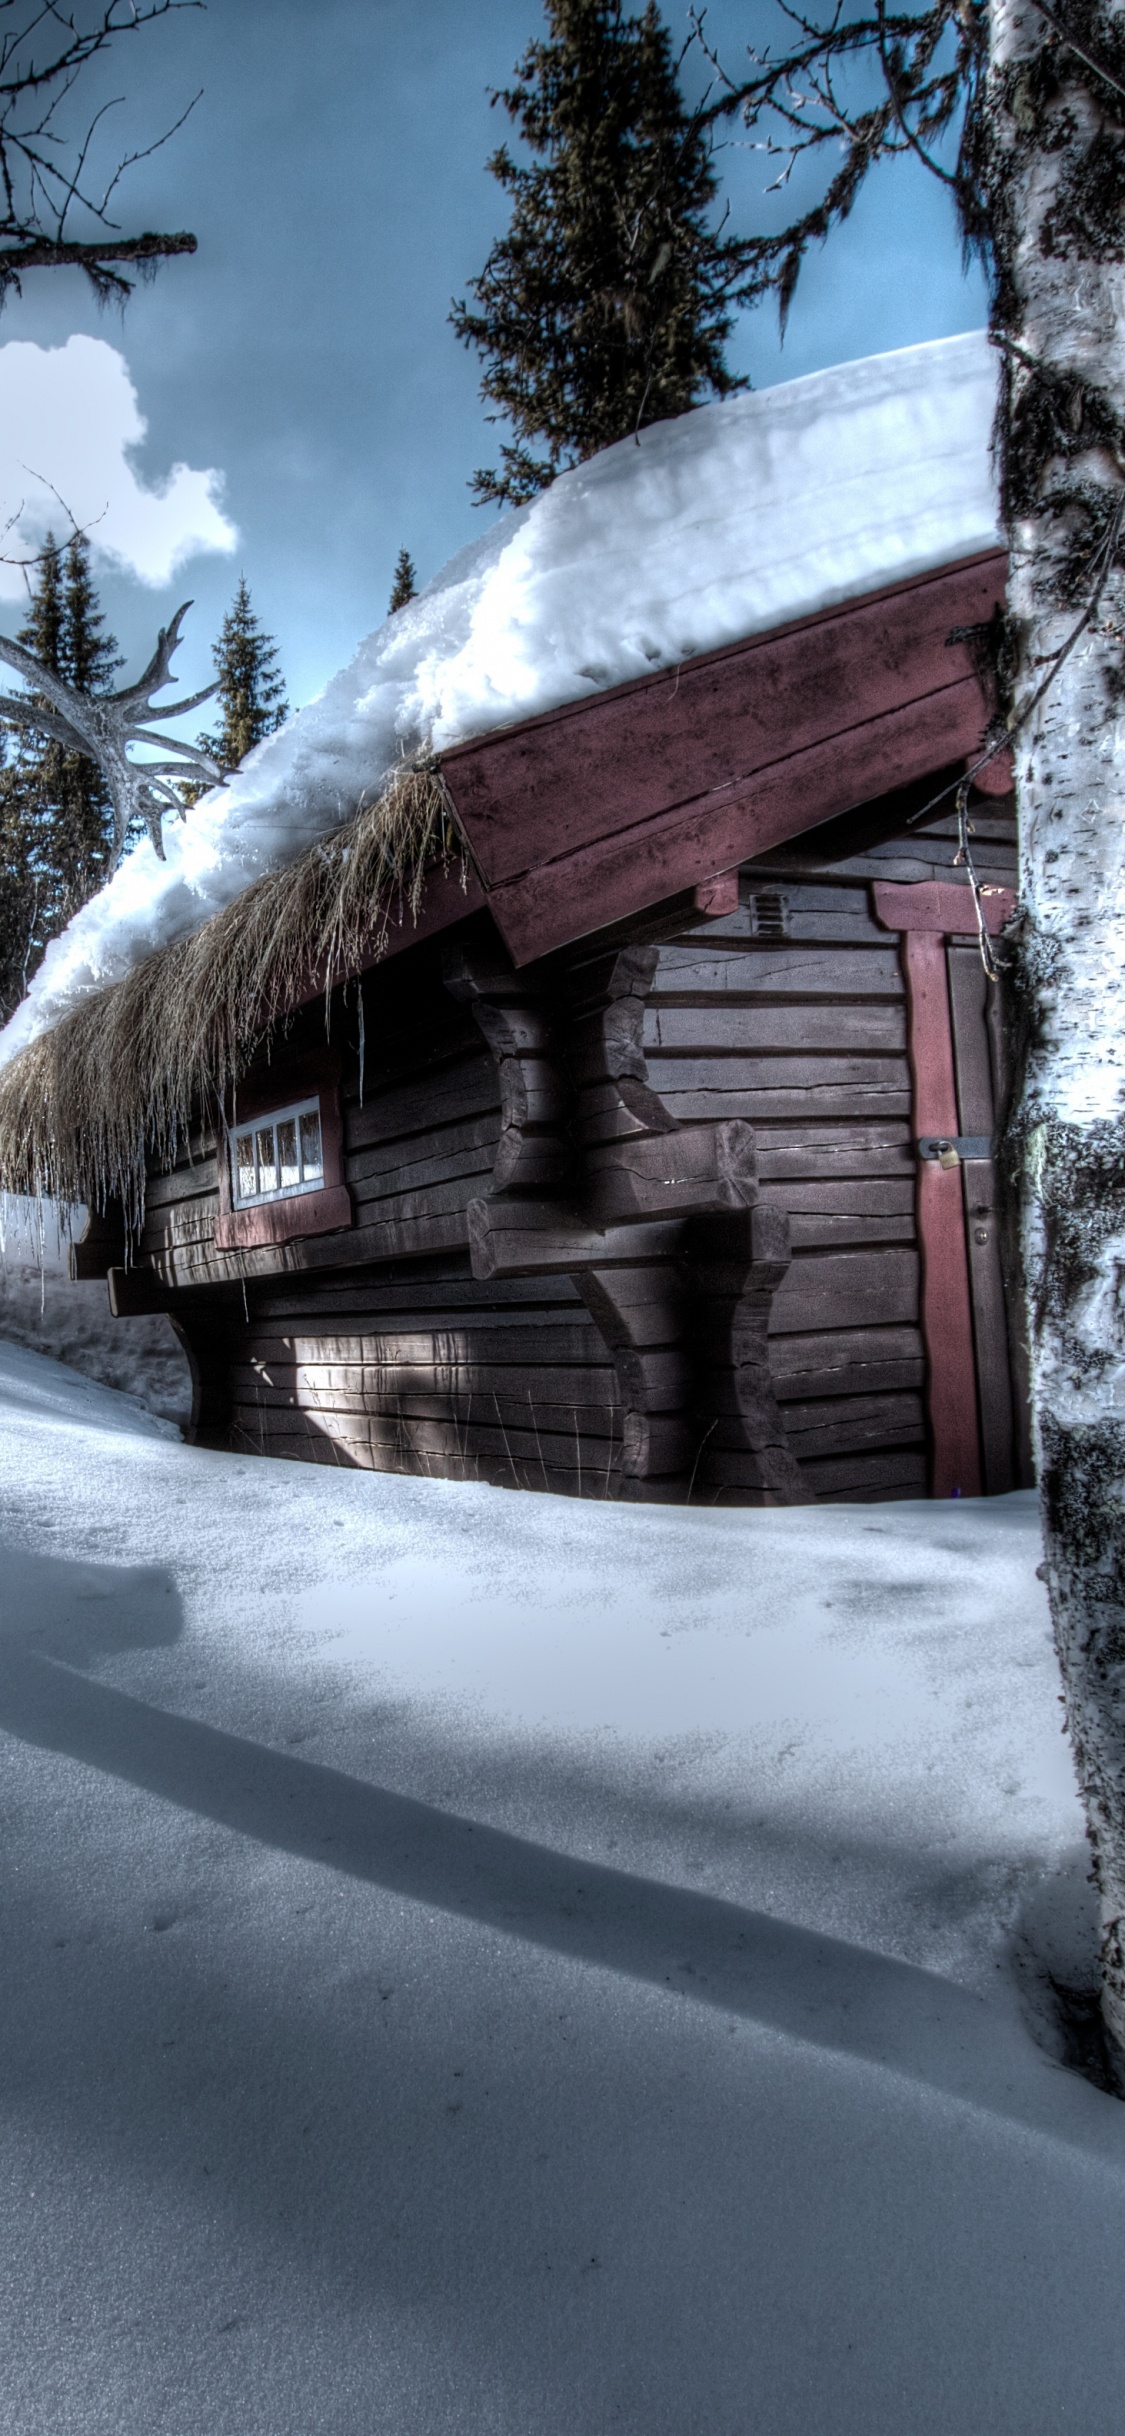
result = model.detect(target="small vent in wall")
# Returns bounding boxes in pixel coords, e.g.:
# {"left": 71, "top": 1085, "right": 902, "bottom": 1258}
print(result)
{"left": 747, "top": 889, "right": 788, "bottom": 939}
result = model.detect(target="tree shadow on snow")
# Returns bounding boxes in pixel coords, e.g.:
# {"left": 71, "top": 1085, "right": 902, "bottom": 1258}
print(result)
{"left": 0, "top": 1537, "right": 1114, "bottom": 2147}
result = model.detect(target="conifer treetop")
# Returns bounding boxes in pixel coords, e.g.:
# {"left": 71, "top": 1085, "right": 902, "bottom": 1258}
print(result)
{"left": 389, "top": 549, "right": 418, "bottom": 613}
{"left": 196, "top": 576, "right": 288, "bottom": 775}
{"left": 451, "top": 0, "right": 755, "bottom": 507}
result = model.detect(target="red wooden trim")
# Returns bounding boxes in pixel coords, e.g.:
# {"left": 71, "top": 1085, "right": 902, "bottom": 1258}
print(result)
{"left": 215, "top": 1183, "right": 353, "bottom": 1252}
{"left": 214, "top": 1045, "right": 352, "bottom": 1249}
{"left": 873, "top": 880, "right": 1015, "bottom": 935}
{"left": 490, "top": 673, "right": 987, "bottom": 967}
{"left": 898, "top": 928, "right": 982, "bottom": 1500}
{"left": 442, "top": 553, "right": 1007, "bottom": 889}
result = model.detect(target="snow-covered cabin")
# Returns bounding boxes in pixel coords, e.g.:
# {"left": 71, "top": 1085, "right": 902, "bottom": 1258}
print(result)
{"left": 0, "top": 331, "right": 1031, "bottom": 1505}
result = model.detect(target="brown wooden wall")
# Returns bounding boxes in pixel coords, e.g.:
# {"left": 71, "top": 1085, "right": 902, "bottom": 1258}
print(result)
{"left": 130, "top": 788, "right": 1023, "bottom": 1507}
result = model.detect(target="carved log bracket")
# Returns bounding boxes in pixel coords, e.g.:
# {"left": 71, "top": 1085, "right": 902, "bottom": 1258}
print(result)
{"left": 441, "top": 933, "right": 801, "bottom": 1503}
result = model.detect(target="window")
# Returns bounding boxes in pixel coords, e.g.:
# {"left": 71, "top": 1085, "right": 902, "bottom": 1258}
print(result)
{"left": 230, "top": 1096, "right": 324, "bottom": 1209}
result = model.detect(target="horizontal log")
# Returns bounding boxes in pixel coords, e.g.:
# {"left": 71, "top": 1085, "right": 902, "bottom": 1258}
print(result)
{"left": 769, "top": 1247, "right": 919, "bottom": 1334}
{"left": 644, "top": 1051, "right": 908, "bottom": 1090}
{"left": 779, "top": 1397, "right": 925, "bottom": 1459}
{"left": 345, "top": 1059, "right": 500, "bottom": 1150}
{"left": 647, "top": 1004, "right": 906, "bottom": 1056}
{"left": 144, "top": 1157, "right": 220, "bottom": 1210}
{"left": 754, "top": 1131, "right": 913, "bottom": 1180}
{"left": 248, "top": 1276, "right": 583, "bottom": 1322}
{"left": 240, "top": 1325, "right": 610, "bottom": 1369}
{"left": 796, "top": 1448, "right": 928, "bottom": 1495}
{"left": 654, "top": 1085, "right": 912, "bottom": 1123}
{"left": 233, "top": 1354, "right": 619, "bottom": 1397}
{"left": 148, "top": 1207, "right": 472, "bottom": 1291}
{"left": 652, "top": 944, "right": 904, "bottom": 997}
{"left": 765, "top": 1321, "right": 921, "bottom": 1373}
{"left": 785, "top": 1212, "right": 915, "bottom": 1250}
{"left": 349, "top": 1147, "right": 496, "bottom": 1207}
{"left": 345, "top": 1111, "right": 501, "bottom": 1185}
{"left": 233, "top": 1381, "right": 622, "bottom": 1427}
{"left": 773, "top": 1355, "right": 925, "bottom": 1403}
{"left": 759, "top": 1179, "right": 915, "bottom": 1216}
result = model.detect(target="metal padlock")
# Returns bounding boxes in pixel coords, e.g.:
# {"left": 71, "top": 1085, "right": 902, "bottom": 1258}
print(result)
{"left": 936, "top": 1139, "right": 960, "bottom": 1170}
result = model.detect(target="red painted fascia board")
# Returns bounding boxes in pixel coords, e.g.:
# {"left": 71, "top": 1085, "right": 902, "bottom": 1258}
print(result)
{"left": 441, "top": 550, "right": 1007, "bottom": 891}
{"left": 489, "top": 670, "right": 988, "bottom": 967}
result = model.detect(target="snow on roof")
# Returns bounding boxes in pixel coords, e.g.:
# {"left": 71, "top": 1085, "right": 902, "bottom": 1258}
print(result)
{"left": 0, "top": 329, "right": 999, "bottom": 1065}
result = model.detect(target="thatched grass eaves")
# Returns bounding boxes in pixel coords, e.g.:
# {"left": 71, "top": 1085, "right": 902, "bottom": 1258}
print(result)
{"left": 0, "top": 760, "right": 461, "bottom": 1228}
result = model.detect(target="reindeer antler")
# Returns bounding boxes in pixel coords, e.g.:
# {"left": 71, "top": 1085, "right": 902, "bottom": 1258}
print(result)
{"left": 0, "top": 601, "right": 225, "bottom": 862}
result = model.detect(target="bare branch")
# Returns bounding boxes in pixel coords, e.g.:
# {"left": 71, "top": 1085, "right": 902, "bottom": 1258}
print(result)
{"left": 0, "top": 3, "right": 201, "bottom": 306}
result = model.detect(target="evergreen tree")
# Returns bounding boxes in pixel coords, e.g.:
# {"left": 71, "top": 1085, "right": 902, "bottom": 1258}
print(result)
{"left": 0, "top": 742, "right": 39, "bottom": 1023}
{"left": 4, "top": 534, "right": 123, "bottom": 972}
{"left": 388, "top": 548, "right": 417, "bottom": 613}
{"left": 196, "top": 578, "right": 288, "bottom": 773}
{"left": 450, "top": 0, "right": 751, "bottom": 507}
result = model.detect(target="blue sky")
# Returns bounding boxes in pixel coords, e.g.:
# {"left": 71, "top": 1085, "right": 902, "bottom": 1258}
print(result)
{"left": 0, "top": 0, "right": 987, "bottom": 717}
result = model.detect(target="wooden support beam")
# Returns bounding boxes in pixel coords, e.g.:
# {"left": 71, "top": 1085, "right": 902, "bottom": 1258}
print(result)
{"left": 873, "top": 879, "right": 1015, "bottom": 1500}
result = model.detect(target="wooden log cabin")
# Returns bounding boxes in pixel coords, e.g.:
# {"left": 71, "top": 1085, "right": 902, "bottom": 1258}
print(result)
{"left": 76, "top": 538, "right": 1031, "bottom": 1509}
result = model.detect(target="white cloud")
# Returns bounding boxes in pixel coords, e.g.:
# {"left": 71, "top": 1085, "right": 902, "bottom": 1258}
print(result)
{"left": 0, "top": 334, "right": 236, "bottom": 599}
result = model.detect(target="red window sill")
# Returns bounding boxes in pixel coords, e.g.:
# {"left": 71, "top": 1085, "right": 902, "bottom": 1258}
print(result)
{"left": 214, "top": 1184, "right": 353, "bottom": 1251}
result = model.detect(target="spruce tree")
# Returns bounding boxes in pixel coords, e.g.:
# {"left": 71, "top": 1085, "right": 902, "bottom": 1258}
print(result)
{"left": 389, "top": 549, "right": 417, "bottom": 613}
{"left": 196, "top": 578, "right": 287, "bottom": 773}
{"left": 8, "top": 534, "right": 122, "bottom": 954}
{"left": 450, "top": 0, "right": 751, "bottom": 507}
{"left": 0, "top": 743, "right": 39, "bottom": 1022}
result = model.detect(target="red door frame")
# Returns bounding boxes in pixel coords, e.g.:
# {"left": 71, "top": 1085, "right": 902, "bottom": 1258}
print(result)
{"left": 873, "top": 880, "right": 1015, "bottom": 1499}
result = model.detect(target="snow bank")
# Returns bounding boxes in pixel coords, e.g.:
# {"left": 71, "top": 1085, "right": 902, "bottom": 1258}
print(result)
{"left": 0, "top": 331, "right": 999, "bottom": 1065}
{"left": 4, "top": 1344, "right": 1125, "bottom": 2435}
{"left": 0, "top": 1335, "right": 178, "bottom": 1436}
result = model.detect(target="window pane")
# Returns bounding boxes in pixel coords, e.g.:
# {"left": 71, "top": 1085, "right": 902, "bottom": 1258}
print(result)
{"left": 256, "top": 1126, "right": 277, "bottom": 1196}
{"left": 277, "top": 1118, "right": 299, "bottom": 1190}
{"left": 235, "top": 1132, "right": 256, "bottom": 1202}
{"left": 299, "top": 1108, "right": 323, "bottom": 1182}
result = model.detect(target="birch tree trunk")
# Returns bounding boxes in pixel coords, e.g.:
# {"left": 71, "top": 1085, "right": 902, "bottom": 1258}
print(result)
{"left": 987, "top": 0, "right": 1125, "bottom": 2076}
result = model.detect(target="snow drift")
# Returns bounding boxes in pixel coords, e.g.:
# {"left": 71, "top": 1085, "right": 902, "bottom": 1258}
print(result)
{"left": 0, "top": 330, "right": 999, "bottom": 1065}
{"left": 3, "top": 1342, "right": 1125, "bottom": 2433}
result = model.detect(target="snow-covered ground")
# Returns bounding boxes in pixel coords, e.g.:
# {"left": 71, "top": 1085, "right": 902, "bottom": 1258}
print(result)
{"left": 3, "top": 1342, "right": 1124, "bottom": 2435}
{"left": 0, "top": 331, "right": 1000, "bottom": 1063}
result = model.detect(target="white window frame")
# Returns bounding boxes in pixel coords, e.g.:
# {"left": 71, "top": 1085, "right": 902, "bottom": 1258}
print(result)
{"left": 230, "top": 1095, "right": 325, "bottom": 1209}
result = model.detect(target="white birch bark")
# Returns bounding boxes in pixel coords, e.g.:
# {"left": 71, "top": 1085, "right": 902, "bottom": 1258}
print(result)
{"left": 989, "top": 0, "right": 1125, "bottom": 2070}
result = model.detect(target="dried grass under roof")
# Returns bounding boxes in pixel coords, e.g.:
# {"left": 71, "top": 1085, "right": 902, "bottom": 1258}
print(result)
{"left": 0, "top": 759, "right": 461, "bottom": 1229}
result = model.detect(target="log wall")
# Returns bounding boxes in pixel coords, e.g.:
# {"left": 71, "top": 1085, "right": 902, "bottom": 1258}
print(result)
{"left": 128, "top": 793, "right": 1024, "bottom": 1506}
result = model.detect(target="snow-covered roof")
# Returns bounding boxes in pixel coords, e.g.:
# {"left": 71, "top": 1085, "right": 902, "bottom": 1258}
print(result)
{"left": 0, "top": 329, "right": 999, "bottom": 1065}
